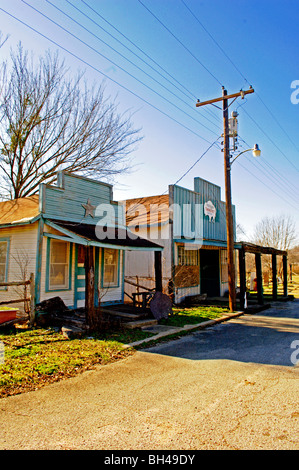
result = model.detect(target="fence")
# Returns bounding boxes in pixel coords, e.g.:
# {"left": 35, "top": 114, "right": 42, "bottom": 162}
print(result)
{"left": 0, "top": 273, "right": 35, "bottom": 326}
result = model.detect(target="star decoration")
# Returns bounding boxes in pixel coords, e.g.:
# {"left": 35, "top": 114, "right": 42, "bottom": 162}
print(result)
{"left": 82, "top": 198, "right": 96, "bottom": 218}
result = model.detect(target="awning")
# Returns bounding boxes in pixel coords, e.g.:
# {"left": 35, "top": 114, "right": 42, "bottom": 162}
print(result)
{"left": 44, "top": 219, "right": 163, "bottom": 251}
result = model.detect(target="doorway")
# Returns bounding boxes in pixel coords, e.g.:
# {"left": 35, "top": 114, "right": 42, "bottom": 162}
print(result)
{"left": 200, "top": 249, "right": 220, "bottom": 297}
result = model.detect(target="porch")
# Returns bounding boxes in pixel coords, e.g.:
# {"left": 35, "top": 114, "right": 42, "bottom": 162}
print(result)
{"left": 238, "top": 242, "right": 289, "bottom": 309}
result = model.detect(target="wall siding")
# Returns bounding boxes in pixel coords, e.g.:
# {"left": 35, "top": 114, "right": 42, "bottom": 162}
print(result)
{"left": 0, "top": 224, "right": 38, "bottom": 312}
{"left": 42, "top": 172, "right": 125, "bottom": 227}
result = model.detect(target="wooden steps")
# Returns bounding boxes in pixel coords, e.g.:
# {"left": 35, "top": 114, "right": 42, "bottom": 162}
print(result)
{"left": 100, "top": 307, "right": 157, "bottom": 329}
{"left": 124, "top": 318, "right": 158, "bottom": 329}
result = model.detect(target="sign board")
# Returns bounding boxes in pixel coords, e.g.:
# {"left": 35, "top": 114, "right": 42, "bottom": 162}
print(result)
{"left": 204, "top": 201, "right": 216, "bottom": 222}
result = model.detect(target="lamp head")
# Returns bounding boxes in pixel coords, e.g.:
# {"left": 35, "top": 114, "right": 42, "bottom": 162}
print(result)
{"left": 252, "top": 144, "right": 261, "bottom": 157}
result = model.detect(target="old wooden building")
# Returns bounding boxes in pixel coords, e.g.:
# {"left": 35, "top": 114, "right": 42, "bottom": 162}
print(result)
{"left": 0, "top": 172, "right": 162, "bottom": 313}
{"left": 124, "top": 177, "right": 236, "bottom": 304}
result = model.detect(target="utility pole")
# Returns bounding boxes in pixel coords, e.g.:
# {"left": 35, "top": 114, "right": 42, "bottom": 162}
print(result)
{"left": 196, "top": 86, "right": 254, "bottom": 312}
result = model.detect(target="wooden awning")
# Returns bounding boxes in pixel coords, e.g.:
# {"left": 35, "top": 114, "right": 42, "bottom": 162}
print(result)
{"left": 238, "top": 242, "right": 287, "bottom": 256}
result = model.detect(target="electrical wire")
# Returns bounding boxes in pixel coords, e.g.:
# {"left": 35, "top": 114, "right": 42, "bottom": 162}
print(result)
{"left": 80, "top": 0, "right": 221, "bottom": 126}
{"left": 240, "top": 107, "right": 299, "bottom": 172}
{"left": 172, "top": 135, "right": 221, "bottom": 186}
{"left": 22, "top": 0, "right": 221, "bottom": 139}
{"left": 0, "top": 5, "right": 218, "bottom": 147}
{"left": 45, "top": 0, "right": 221, "bottom": 133}
{"left": 180, "top": 0, "right": 299, "bottom": 173}
{"left": 137, "top": 0, "right": 223, "bottom": 87}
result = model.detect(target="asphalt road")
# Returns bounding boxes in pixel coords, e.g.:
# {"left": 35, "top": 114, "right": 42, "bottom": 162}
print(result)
{"left": 0, "top": 300, "right": 298, "bottom": 451}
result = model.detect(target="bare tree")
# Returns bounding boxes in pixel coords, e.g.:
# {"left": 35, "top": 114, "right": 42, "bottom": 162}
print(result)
{"left": 0, "top": 44, "right": 141, "bottom": 199}
{"left": 252, "top": 214, "right": 297, "bottom": 251}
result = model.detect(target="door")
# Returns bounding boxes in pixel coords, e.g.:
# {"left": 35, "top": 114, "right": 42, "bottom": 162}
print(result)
{"left": 200, "top": 249, "right": 220, "bottom": 297}
{"left": 74, "top": 245, "right": 86, "bottom": 308}
{"left": 74, "top": 245, "right": 99, "bottom": 308}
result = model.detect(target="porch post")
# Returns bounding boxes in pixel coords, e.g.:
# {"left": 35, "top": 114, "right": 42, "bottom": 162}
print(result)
{"left": 255, "top": 252, "right": 264, "bottom": 305}
{"left": 238, "top": 246, "right": 246, "bottom": 310}
{"left": 283, "top": 254, "right": 288, "bottom": 297}
{"left": 85, "top": 245, "right": 95, "bottom": 328}
{"left": 272, "top": 253, "right": 277, "bottom": 301}
{"left": 154, "top": 250, "right": 163, "bottom": 292}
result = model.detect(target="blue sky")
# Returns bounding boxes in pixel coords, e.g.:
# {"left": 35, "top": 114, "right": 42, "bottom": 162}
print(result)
{"left": 0, "top": 0, "right": 298, "bottom": 240}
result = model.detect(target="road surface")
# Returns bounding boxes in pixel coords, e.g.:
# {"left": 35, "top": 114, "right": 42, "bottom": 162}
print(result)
{"left": 0, "top": 300, "right": 298, "bottom": 450}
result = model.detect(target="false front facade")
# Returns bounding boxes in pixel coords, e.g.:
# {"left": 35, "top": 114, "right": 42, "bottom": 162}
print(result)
{"left": 124, "top": 177, "right": 236, "bottom": 304}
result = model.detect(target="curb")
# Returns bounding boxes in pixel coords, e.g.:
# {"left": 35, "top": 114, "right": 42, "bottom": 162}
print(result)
{"left": 123, "top": 310, "right": 246, "bottom": 349}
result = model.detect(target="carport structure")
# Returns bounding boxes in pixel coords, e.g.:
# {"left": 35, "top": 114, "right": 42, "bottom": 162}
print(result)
{"left": 238, "top": 242, "right": 288, "bottom": 309}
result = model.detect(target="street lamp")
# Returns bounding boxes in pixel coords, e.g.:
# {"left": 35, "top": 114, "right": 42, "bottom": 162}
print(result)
{"left": 230, "top": 144, "right": 261, "bottom": 165}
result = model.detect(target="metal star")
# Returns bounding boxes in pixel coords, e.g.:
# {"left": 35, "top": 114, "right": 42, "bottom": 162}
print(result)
{"left": 82, "top": 198, "right": 96, "bottom": 218}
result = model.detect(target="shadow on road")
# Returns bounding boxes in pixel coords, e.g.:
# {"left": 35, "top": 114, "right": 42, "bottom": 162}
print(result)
{"left": 145, "top": 300, "right": 299, "bottom": 367}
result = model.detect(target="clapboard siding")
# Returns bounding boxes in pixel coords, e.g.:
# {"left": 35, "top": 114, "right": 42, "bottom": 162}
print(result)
{"left": 0, "top": 223, "right": 38, "bottom": 312}
{"left": 42, "top": 172, "right": 124, "bottom": 226}
{"left": 125, "top": 225, "right": 171, "bottom": 297}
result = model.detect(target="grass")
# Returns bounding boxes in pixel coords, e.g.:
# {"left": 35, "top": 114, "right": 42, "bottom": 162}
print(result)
{"left": 249, "top": 273, "right": 299, "bottom": 300}
{"left": 161, "top": 305, "right": 229, "bottom": 328}
{"left": 0, "top": 304, "right": 229, "bottom": 398}
{"left": 0, "top": 327, "right": 136, "bottom": 398}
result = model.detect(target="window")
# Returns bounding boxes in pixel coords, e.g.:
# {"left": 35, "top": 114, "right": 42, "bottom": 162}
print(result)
{"left": 48, "top": 240, "right": 70, "bottom": 290}
{"left": 0, "top": 240, "right": 8, "bottom": 289}
{"left": 177, "top": 245, "right": 199, "bottom": 266}
{"left": 103, "top": 249, "right": 119, "bottom": 287}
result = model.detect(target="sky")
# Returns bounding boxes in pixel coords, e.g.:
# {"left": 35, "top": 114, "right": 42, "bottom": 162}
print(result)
{"left": 0, "top": 0, "right": 298, "bottom": 241}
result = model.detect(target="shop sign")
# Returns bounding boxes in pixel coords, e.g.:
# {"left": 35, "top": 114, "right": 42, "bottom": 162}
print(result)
{"left": 204, "top": 200, "right": 216, "bottom": 222}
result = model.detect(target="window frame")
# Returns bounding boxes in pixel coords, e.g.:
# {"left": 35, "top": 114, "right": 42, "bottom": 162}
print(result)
{"left": 101, "top": 248, "right": 120, "bottom": 289}
{"left": 0, "top": 238, "right": 10, "bottom": 290}
{"left": 177, "top": 245, "right": 199, "bottom": 266}
{"left": 46, "top": 238, "right": 72, "bottom": 292}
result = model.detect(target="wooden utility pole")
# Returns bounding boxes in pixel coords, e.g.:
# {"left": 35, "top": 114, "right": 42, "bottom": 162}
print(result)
{"left": 196, "top": 86, "right": 254, "bottom": 312}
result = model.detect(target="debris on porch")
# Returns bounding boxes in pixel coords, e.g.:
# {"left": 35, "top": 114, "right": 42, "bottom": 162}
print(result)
{"left": 34, "top": 293, "right": 174, "bottom": 334}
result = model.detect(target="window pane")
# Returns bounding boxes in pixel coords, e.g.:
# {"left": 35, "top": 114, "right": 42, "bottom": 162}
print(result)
{"left": 0, "top": 264, "right": 5, "bottom": 282}
{"left": 50, "top": 264, "right": 68, "bottom": 288}
{"left": 0, "top": 241, "right": 8, "bottom": 287}
{"left": 51, "top": 240, "right": 67, "bottom": 263}
{"left": 0, "top": 241, "right": 7, "bottom": 265}
{"left": 103, "top": 249, "right": 118, "bottom": 286}
{"left": 49, "top": 240, "right": 69, "bottom": 289}
{"left": 178, "top": 246, "right": 198, "bottom": 266}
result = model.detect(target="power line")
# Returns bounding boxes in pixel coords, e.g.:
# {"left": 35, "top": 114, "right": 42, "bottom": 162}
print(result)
{"left": 0, "top": 5, "right": 218, "bottom": 147}
{"left": 238, "top": 136, "right": 299, "bottom": 199}
{"left": 22, "top": 0, "right": 221, "bottom": 139}
{"left": 240, "top": 107, "right": 299, "bottom": 172}
{"left": 137, "top": 0, "right": 223, "bottom": 87}
{"left": 236, "top": 159, "right": 299, "bottom": 212}
{"left": 180, "top": 0, "right": 299, "bottom": 172}
{"left": 180, "top": 0, "right": 249, "bottom": 86}
{"left": 80, "top": 0, "right": 221, "bottom": 126}
{"left": 172, "top": 135, "right": 221, "bottom": 186}
{"left": 46, "top": 0, "right": 221, "bottom": 133}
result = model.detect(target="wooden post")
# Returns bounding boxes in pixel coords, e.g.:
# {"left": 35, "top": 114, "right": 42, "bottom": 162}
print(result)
{"left": 195, "top": 88, "right": 254, "bottom": 312}
{"left": 29, "top": 273, "right": 35, "bottom": 327}
{"left": 283, "top": 255, "right": 288, "bottom": 297}
{"left": 85, "top": 245, "right": 95, "bottom": 329}
{"left": 238, "top": 247, "right": 246, "bottom": 310}
{"left": 168, "top": 184, "right": 175, "bottom": 302}
{"left": 272, "top": 254, "right": 277, "bottom": 301}
{"left": 255, "top": 253, "right": 263, "bottom": 305}
{"left": 223, "top": 87, "right": 236, "bottom": 312}
{"left": 154, "top": 250, "right": 162, "bottom": 292}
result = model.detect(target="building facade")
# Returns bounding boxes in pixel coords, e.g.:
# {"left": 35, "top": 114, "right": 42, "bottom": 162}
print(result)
{"left": 124, "top": 177, "right": 236, "bottom": 304}
{"left": 0, "top": 172, "right": 162, "bottom": 313}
